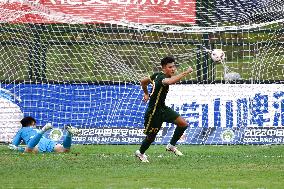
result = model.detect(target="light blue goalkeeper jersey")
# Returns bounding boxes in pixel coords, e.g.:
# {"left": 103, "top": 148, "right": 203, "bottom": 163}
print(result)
{"left": 12, "top": 126, "right": 39, "bottom": 146}
{"left": 12, "top": 126, "right": 56, "bottom": 152}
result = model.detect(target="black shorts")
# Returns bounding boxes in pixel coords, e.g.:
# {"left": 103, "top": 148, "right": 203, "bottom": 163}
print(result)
{"left": 143, "top": 106, "right": 180, "bottom": 135}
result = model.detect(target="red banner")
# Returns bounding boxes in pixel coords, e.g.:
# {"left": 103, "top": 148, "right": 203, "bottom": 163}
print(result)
{"left": 0, "top": 0, "right": 196, "bottom": 24}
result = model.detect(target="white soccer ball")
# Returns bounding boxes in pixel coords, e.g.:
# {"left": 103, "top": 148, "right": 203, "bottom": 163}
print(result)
{"left": 211, "top": 49, "right": 225, "bottom": 62}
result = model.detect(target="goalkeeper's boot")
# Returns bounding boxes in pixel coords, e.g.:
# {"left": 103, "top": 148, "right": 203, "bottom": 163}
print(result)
{"left": 66, "top": 125, "right": 80, "bottom": 136}
{"left": 135, "top": 150, "right": 149, "bottom": 163}
{"left": 42, "top": 123, "right": 53, "bottom": 132}
{"left": 166, "top": 144, "right": 183, "bottom": 156}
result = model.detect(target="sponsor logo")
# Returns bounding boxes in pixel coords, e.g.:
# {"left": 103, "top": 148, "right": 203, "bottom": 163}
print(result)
{"left": 221, "top": 129, "right": 235, "bottom": 142}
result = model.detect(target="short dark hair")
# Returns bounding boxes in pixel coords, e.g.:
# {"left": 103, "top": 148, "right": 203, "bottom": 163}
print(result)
{"left": 21, "top": 116, "right": 36, "bottom": 127}
{"left": 161, "top": 56, "right": 175, "bottom": 67}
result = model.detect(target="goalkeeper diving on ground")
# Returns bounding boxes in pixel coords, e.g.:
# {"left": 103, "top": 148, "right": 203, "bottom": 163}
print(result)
{"left": 8, "top": 116, "right": 80, "bottom": 153}
{"left": 135, "top": 56, "right": 193, "bottom": 162}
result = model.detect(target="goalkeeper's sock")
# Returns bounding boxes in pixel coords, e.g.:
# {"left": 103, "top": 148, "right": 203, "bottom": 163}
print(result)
{"left": 63, "top": 132, "right": 72, "bottom": 149}
{"left": 170, "top": 126, "right": 188, "bottom": 146}
{"left": 139, "top": 138, "right": 152, "bottom": 154}
{"left": 27, "top": 133, "right": 43, "bottom": 149}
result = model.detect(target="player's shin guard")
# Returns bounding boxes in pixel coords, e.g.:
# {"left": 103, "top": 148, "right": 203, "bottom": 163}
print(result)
{"left": 63, "top": 133, "right": 72, "bottom": 149}
{"left": 170, "top": 126, "right": 188, "bottom": 146}
{"left": 27, "top": 133, "right": 43, "bottom": 149}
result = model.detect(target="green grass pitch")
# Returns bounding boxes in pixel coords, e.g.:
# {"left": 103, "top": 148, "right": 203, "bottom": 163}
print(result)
{"left": 1, "top": 144, "right": 284, "bottom": 189}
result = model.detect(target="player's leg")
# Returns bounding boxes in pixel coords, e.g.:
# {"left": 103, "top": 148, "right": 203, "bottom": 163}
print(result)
{"left": 53, "top": 125, "right": 80, "bottom": 153}
{"left": 135, "top": 132, "right": 157, "bottom": 162}
{"left": 164, "top": 107, "right": 187, "bottom": 156}
{"left": 170, "top": 116, "right": 188, "bottom": 145}
{"left": 135, "top": 109, "right": 162, "bottom": 162}
{"left": 25, "top": 123, "right": 53, "bottom": 153}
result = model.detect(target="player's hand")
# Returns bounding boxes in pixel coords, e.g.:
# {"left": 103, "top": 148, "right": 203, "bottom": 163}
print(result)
{"left": 8, "top": 144, "right": 18, "bottom": 151}
{"left": 143, "top": 94, "right": 149, "bottom": 102}
{"left": 186, "top": 66, "right": 193, "bottom": 74}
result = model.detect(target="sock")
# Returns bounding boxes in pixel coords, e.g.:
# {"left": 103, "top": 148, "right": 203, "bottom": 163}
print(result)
{"left": 63, "top": 132, "right": 72, "bottom": 149}
{"left": 139, "top": 138, "right": 152, "bottom": 154}
{"left": 27, "top": 133, "right": 43, "bottom": 149}
{"left": 139, "top": 133, "right": 156, "bottom": 154}
{"left": 170, "top": 126, "right": 188, "bottom": 146}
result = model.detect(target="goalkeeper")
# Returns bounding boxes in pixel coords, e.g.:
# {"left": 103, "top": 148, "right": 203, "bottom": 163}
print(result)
{"left": 135, "top": 56, "right": 193, "bottom": 162}
{"left": 8, "top": 116, "right": 80, "bottom": 153}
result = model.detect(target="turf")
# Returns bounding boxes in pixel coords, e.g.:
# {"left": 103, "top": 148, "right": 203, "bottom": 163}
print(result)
{"left": 0, "top": 144, "right": 284, "bottom": 189}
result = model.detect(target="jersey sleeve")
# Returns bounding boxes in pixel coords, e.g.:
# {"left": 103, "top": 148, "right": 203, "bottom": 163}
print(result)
{"left": 150, "top": 73, "right": 159, "bottom": 82}
{"left": 155, "top": 73, "right": 166, "bottom": 85}
{"left": 11, "top": 130, "right": 22, "bottom": 146}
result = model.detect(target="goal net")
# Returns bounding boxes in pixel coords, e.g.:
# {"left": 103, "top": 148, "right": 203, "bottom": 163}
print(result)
{"left": 0, "top": 0, "right": 284, "bottom": 145}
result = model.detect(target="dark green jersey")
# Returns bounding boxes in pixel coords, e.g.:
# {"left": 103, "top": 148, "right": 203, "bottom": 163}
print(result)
{"left": 148, "top": 72, "right": 169, "bottom": 109}
{"left": 143, "top": 72, "right": 180, "bottom": 135}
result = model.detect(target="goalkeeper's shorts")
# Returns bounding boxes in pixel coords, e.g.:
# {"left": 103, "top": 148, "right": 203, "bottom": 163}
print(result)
{"left": 37, "top": 137, "right": 57, "bottom": 153}
{"left": 143, "top": 106, "right": 179, "bottom": 135}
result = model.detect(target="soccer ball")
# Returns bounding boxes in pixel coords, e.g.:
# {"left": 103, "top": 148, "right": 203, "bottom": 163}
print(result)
{"left": 211, "top": 49, "right": 225, "bottom": 62}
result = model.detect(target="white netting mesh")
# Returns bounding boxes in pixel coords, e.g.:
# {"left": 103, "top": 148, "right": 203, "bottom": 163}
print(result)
{"left": 0, "top": 0, "right": 284, "bottom": 144}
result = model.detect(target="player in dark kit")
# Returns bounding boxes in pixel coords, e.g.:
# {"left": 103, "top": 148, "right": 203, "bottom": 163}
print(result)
{"left": 135, "top": 56, "right": 193, "bottom": 162}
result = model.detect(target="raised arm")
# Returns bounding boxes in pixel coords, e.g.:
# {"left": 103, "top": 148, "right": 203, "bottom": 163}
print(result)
{"left": 140, "top": 77, "right": 151, "bottom": 102}
{"left": 162, "top": 67, "right": 193, "bottom": 85}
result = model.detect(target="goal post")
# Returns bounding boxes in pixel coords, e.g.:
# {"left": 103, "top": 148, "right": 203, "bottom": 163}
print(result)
{"left": 0, "top": 0, "right": 284, "bottom": 145}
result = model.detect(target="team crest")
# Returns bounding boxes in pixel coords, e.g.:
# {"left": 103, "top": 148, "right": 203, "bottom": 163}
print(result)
{"left": 221, "top": 129, "right": 235, "bottom": 142}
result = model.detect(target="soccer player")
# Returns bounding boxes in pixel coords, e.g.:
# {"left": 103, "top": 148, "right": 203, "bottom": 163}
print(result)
{"left": 135, "top": 56, "right": 193, "bottom": 162}
{"left": 8, "top": 116, "right": 80, "bottom": 153}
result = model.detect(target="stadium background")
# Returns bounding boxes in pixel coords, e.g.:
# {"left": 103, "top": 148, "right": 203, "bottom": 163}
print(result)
{"left": 0, "top": 0, "right": 284, "bottom": 145}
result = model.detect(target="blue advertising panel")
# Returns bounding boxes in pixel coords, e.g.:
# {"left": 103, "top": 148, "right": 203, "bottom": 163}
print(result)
{"left": 2, "top": 83, "right": 284, "bottom": 145}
